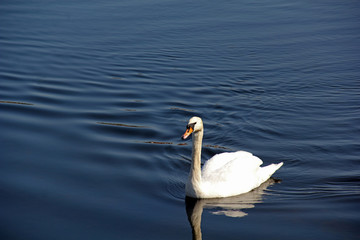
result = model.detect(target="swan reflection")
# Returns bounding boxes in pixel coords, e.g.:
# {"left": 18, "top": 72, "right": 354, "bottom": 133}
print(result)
{"left": 185, "top": 178, "right": 278, "bottom": 240}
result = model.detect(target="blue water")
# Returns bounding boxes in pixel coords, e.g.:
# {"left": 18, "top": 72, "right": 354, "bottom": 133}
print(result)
{"left": 1, "top": 0, "right": 359, "bottom": 239}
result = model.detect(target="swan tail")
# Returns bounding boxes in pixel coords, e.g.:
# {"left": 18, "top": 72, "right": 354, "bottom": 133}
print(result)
{"left": 258, "top": 162, "right": 283, "bottom": 182}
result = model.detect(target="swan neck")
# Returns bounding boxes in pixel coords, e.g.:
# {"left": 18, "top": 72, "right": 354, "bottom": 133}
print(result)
{"left": 190, "top": 130, "right": 203, "bottom": 182}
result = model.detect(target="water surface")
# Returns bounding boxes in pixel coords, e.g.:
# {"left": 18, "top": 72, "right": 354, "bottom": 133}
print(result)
{"left": 1, "top": 0, "right": 359, "bottom": 239}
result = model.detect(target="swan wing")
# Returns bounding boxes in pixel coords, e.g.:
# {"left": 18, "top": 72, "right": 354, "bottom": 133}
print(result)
{"left": 202, "top": 151, "right": 262, "bottom": 179}
{"left": 200, "top": 151, "right": 270, "bottom": 197}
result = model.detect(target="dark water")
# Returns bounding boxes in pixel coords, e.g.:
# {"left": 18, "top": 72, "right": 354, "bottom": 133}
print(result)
{"left": 1, "top": 0, "right": 359, "bottom": 239}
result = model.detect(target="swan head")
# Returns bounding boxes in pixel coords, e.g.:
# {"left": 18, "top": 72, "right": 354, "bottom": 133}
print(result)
{"left": 182, "top": 116, "right": 203, "bottom": 140}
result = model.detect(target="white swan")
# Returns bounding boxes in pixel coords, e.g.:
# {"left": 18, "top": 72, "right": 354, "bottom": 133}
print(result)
{"left": 181, "top": 116, "right": 283, "bottom": 199}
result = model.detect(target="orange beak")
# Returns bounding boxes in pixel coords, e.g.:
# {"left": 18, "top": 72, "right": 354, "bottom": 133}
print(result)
{"left": 181, "top": 127, "right": 194, "bottom": 140}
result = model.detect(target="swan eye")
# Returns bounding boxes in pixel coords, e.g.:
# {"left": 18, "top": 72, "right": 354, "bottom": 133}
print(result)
{"left": 187, "top": 122, "right": 196, "bottom": 130}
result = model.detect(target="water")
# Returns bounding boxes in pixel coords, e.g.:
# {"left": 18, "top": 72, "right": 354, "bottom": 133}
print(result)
{"left": 1, "top": 0, "right": 359, "bottom": 239}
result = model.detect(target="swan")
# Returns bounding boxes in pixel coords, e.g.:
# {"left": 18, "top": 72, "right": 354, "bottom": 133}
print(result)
{"left": 181, "top": 116, "right": 283, "bottom": 199}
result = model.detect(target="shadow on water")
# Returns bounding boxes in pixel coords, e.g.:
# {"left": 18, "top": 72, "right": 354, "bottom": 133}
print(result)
{"left": 185, "top": 178, "right": 279, "bottom": 240}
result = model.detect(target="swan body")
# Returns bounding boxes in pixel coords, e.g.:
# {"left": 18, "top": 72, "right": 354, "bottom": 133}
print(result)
{"left": 182, "top": 116, "right": 283, "bottom": 199}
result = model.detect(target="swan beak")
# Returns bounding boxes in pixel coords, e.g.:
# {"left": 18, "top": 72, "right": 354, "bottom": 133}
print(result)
{"left": 182, "top": 127, "right": 193, "bottom": 140}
